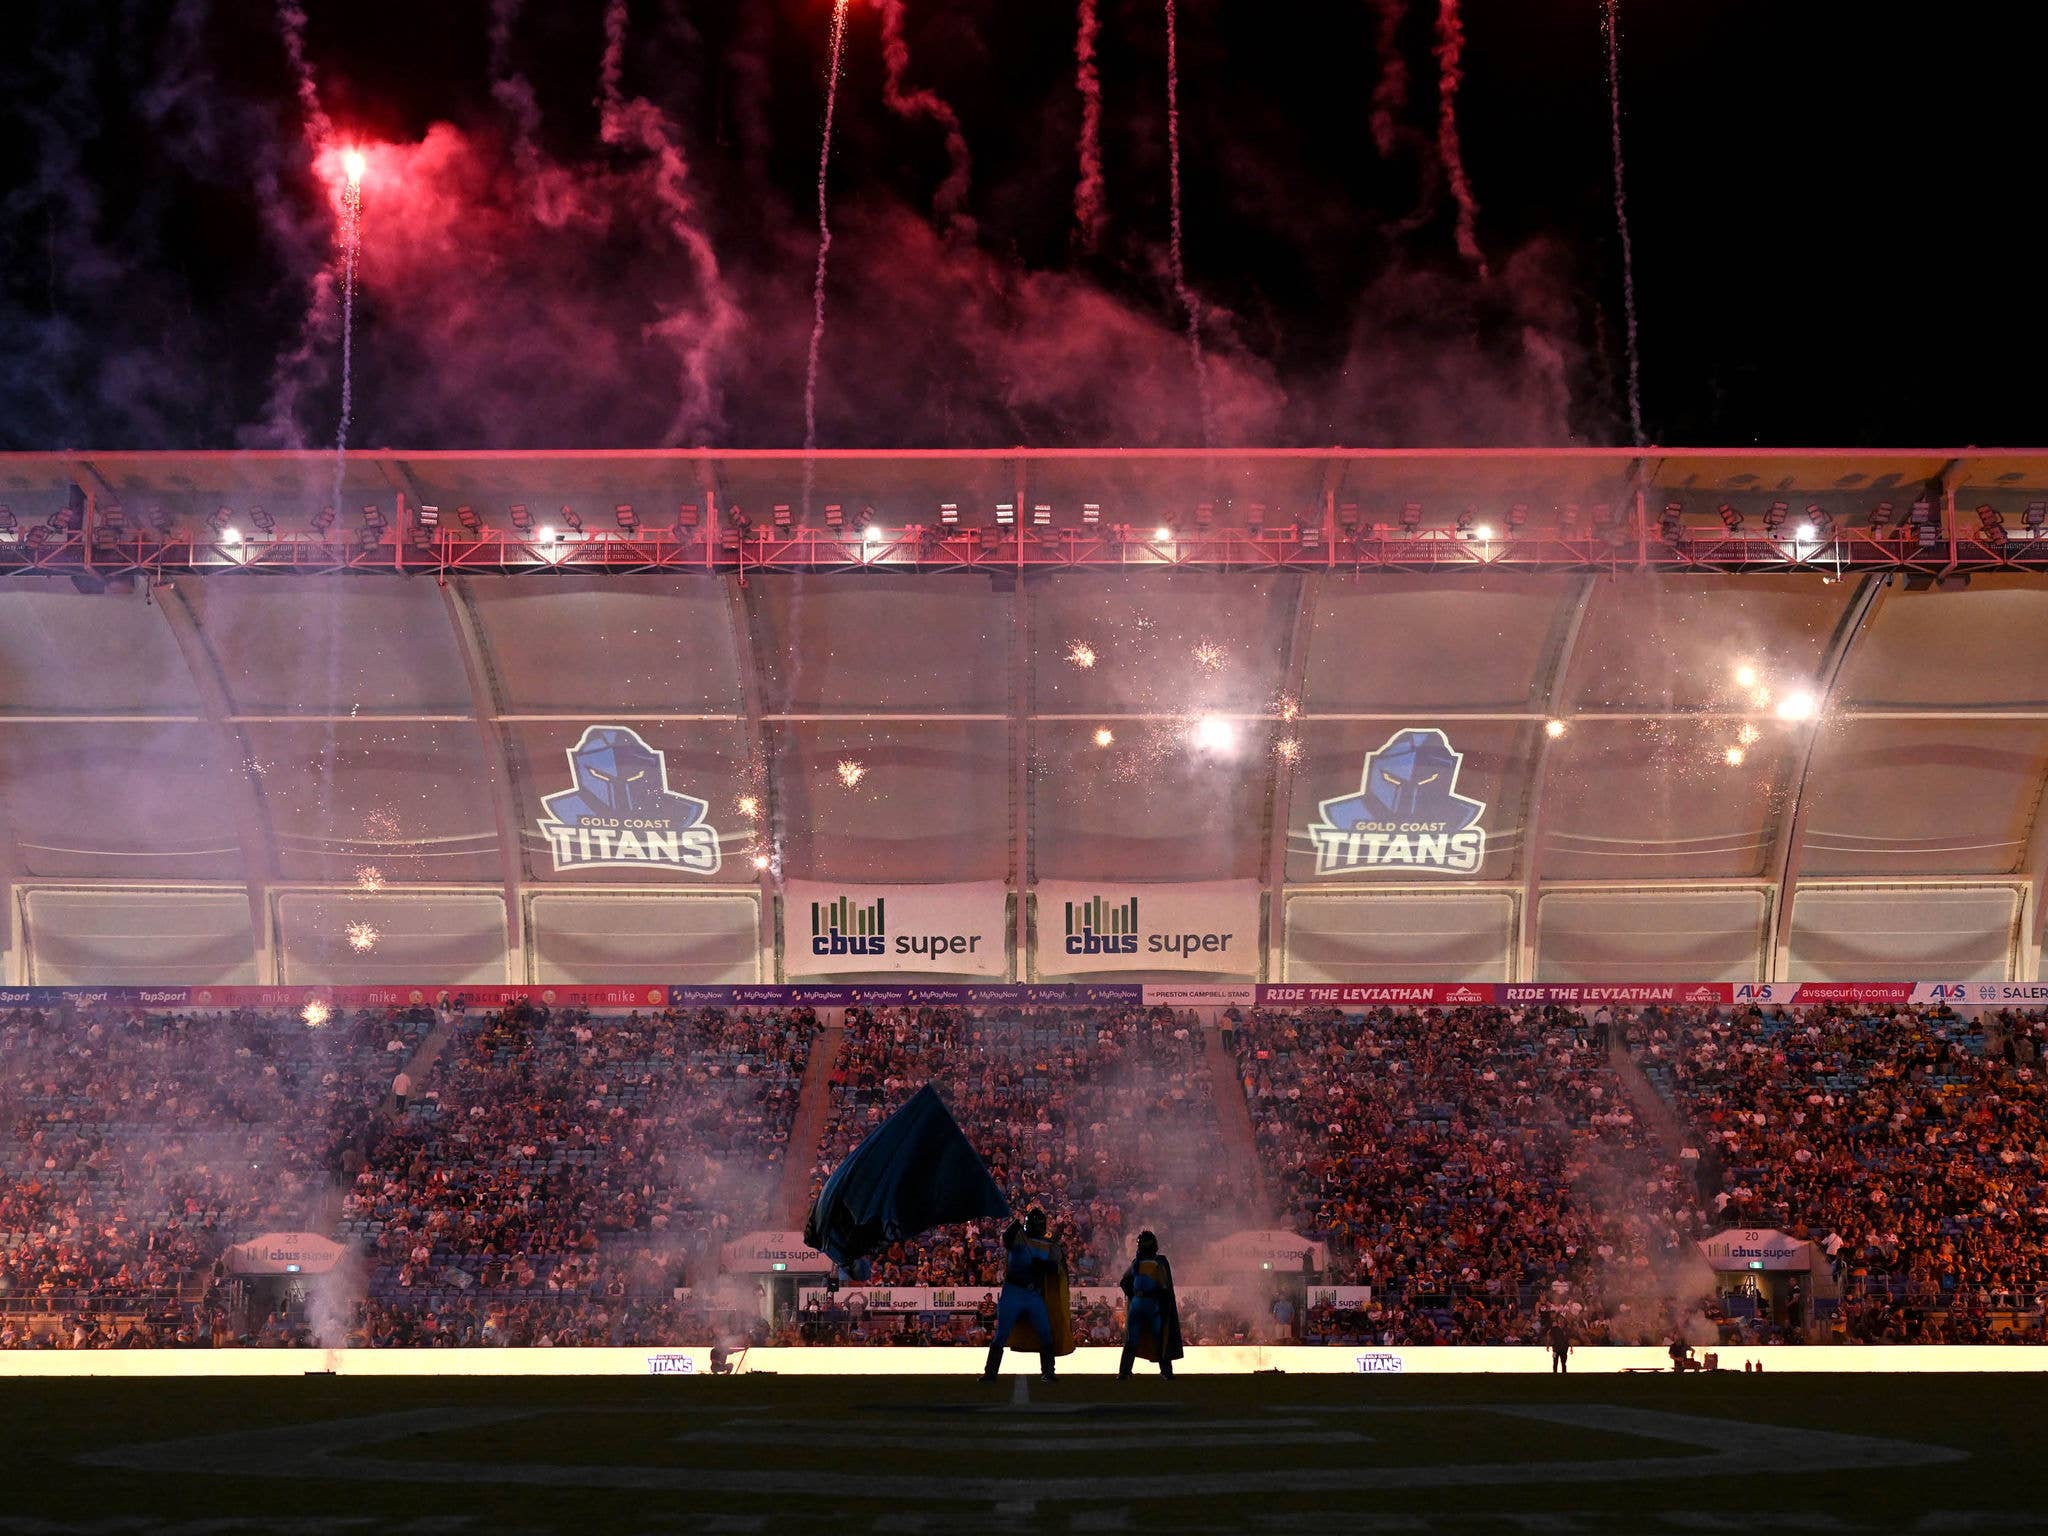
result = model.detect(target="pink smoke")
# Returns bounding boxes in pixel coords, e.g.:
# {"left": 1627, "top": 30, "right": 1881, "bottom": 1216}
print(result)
{"left": 870, "top": 0, "right": 976, "bottom": 243}
{"left": 597, "top": 0, "right": 745, "bottom": 444}
{"left": 262, "top": 1, "right": 341, "bottom": 448}
{"left": 1074, "top": 0, "right": 1106, "bottom": 253}
{"left": 1433, "top": 0, "right": 1488, "bottom": 277}
{"left": 1368, "top": 0, "right": 1409, "bottom": 160}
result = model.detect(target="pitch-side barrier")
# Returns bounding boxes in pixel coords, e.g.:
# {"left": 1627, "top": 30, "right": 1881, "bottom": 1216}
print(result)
{"left": 3, "top": 1345, "right": 2046, "bottom": 1377}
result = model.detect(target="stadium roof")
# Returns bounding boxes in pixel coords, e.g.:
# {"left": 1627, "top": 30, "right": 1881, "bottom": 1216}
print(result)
{"left": 0, "top": 449, "right": 2044, "bottom": 988}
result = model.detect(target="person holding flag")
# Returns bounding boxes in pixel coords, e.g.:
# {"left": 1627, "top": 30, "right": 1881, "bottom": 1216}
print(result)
{"left": 982, "top": 1208, "right": 1071, "bottom": 1381}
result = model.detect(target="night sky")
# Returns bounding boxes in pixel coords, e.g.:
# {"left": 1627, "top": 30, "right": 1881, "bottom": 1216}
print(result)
{"left": 2, "top": 0, "right": 2041, "bottom": 452}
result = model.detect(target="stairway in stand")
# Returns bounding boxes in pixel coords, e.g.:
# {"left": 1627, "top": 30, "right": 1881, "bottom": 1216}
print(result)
{"left": 777, "top": 1022, "right": 846, "bottom": 1228}
{"left": 1203, "top": 1024, "right": 1269, "bottom": 1219}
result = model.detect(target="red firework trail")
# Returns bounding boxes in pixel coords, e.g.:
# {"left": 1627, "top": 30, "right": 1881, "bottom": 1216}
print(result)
{"left": 872, "top": 0, "right": 974, "bottom": 240}
{"left": 332, "top": 170, "right": 359, "bottom": 512}
{"left": 805, "top": 0, "right": 851, "bottom": 472}
{"left": 1433, "top": 0, "right": 1487, "bottom": 277}
{"left": 1163, "top": 0, "right": 1213, "bottom": 445}
{"left": 1604, "top": 0, "right": 1645, "bottom": 446}
{"left": 598, "top": 0, "right": 743, "bottom": 443}
{"left": 1074, "top": 0, "right": 1105, "bottom": 251}
{"left": 1368, "top": 0, "right": 1409, "bottom": 160}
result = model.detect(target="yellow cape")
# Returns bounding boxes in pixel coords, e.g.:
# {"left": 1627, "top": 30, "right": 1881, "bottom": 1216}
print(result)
{"left": 1003, "top": 1267, "right": 1074, "bottom": 1356}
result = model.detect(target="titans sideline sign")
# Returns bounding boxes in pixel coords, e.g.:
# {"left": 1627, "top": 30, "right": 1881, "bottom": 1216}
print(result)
{"left": 1306, "top": 728, "right": 1487, "bottom": 875}
{"left": 537, "top": 725, "right": 722, "bottom": 874}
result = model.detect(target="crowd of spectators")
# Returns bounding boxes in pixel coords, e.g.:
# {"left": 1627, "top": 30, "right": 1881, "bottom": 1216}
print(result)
{"left": 1235, "top": 1002, "right": 1712, "bottom": 1345}
{"left": 13, "top": 988, "right": 2048, "bottom": 1350}
{"left": 812, "top": 1003, "right": 1247, "bottom": 1288}
{"left": 0, "top": 1000, "right": 427, "bottom": 1343}
{"left": 1638, "top": 1002, "right": 2048, "bottom": 1342}
{"left": 339, "top": 1002, "right": 812, "bottom": 1341}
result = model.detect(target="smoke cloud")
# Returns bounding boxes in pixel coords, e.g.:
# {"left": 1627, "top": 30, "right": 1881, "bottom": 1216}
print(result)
{"left": 0, "top": 0, "right": 1595, "bottom": 452}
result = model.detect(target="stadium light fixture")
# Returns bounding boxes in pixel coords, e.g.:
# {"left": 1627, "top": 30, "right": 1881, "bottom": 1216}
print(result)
{"left": 1337, "top": 502, "right": 1361, "bottom": 530}
{"left": 676, "top": 503, "right": 701, "bottom": 530}
{"left": 537, "top": 524, "right": 559, "bottom": 544}
{"left": 1775, "top": 690, "right": 1816, "bottom": 722}
{"left": 1559, "top": 503, "right": 1583, "bottom": 538}
{"left": 824, "top": 503, "right": 844, "bottom": 529}
{"left": 1400, "top": 501, "right": 1423, "bottom": 533}
{"left": 1192, "top": 715, "right": 1236, "bottom": 753}
{"left": 99, "top": 504, "right": 126, "bottom": 538}
{"left": 996, "top": 501, "right": 1015, "bottom": 526}
{"left": 1154, "top": 524, "right": 1173, "bottom": 542}
{"left": 1544, "top": 718, "right": 1566, "bottom": 739}
{"left": 863, "top": 524, "right": 883, "bottom": 543}
{"left": 509, "top": 504, "right": 533, "bottom": 531}
{"left": 1472, "top": 523, "right": 1495, "bottom": 543}
{"left": 208, "top": 506, "right": 235, "bottom": 533}
{"left": 771, "top": 503, "right": 792, "bottom": 529}
{"left": 1762, "top": 500, "right": 1789, "bottom": 534}
{"left": 560, "top": 506, "right": 582, "bottom": 534}
{"left": 1081, "top": 501, "right": 1100, "bottom": 526}
{"left": 1794, "top": 520, "right": 1815, "bottom": 541}
{"left": 1718, "top": 503, "right": 1744, "bottom": 532}
{"left": 1032, "top": 503, "right": 1052, "bottom": 527}
{"left": 1659, "top": 501, "right": 1684, "bottom": 540}
{"left": 457, "top": 505, "right": 482, "bottom": 533}
{"left": 1194, "top": 502, "right": 1214, "bottom": 528}
{"left": 2025, "top": 501, "right": 2047, "bottom": 535}
{"left": 1867, "top": 501, "right": 1895, "bottom": 530}
{"left": 1455, "top": 508, "right": 1475, "bottom": 538}
{"left": 616, "top": 504, "right": 640, "bottom": 531}
{"left": 249, "top": 506, "right": 275, "bottom": 534}
{"left": 0, "top": 507, "right": 16, "bottom": 542}
{"left": 939, "top": 502, "right": 959, "bottom": 525}
{"left": 311, "top": 507, "right": 336, "bottom": 535}
{"left": 1506, "top": 503, "right": 1528, "bottom": 530}
{"left": 415, "top": 504, "right": 440, "bottom": 531}
{"left": 219, "top": 526, "right": 243, "bottom": 546}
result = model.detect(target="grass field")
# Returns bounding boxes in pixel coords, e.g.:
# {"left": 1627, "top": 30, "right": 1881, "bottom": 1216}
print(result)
{"left": 1, "top": 1371, "right": 2040, "bottom": 1534}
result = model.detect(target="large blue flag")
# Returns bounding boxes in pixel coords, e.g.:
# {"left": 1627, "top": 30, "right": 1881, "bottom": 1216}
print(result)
{"left": 804, "top": 1084, "right": 1010, "bottom": 1268}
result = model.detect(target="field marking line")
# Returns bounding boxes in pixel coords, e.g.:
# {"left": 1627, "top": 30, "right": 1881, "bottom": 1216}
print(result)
{"left": 78, "top": 1403, "right": 1966, "bottom": 1501}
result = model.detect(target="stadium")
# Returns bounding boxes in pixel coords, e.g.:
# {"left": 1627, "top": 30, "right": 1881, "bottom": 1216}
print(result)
{"left": 7, "top": 2, "right": 2048, "bottom": 1532}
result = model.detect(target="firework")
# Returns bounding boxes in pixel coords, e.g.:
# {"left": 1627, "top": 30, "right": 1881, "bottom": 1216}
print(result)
{"left": 1736, "top": 722, "right": 1761, "bottom": 747}
{"left": 1275, "top": 735, "right": 1302, "bottom": 763}
{"left": 1162, "top": 0, "right": 1213, "bottom": 442}
{"left": 332, "top": 152, "right": 361, "bottom": 511}
{"left": 345, "top": 921, "right": 380, "bottom": 953}
{"left": 1602, "top": 0, "right": 1644, "bottom": 445}
{"left": 353, "top": 864, "right": 386, "bottom": 893}
{"left": 1723, "top": 746, "right": 1746, "bottom": 767}
{"left": 875, "top": 0, "right": 974, "bottom": 239}
{"left": 1544, "top": 718, "right": 1566, "bottom": 739}
{"left": 1093, "top": 727, "right": 1115, "bottom": 748}
{"left": 1191, "top": 640, "right": 1225, "bottom": 671}
{"left": 1275, "top": 693, "right": 1301, "bottom": 722}
{"left": 1775, "top": 690, "right": 1817, "bottom": 722}
{"left": 751, "top": 852, "right": 772, "bottom": 871}
{"left": 1732, "top": 662, "right": 1759, "bottom": 689}
{"left": 1067, "top": 640, "right": 1098, "bottom": 669}
{"left": 835, "top": 758, "right": 866, "bottom": 788}
{"left": 301, "top": 1000, "right": 331, "bottom": 1028}
{"left": 736, "top": 794, "right": 761, "bottom": 820}
{"left": 1191, "top": 715, "right": 1235, "bottom": 753}
{"left": 1433, "top": 0, "right": 1488, "bottom": 277}
{"left": 804, "top": 0, "right": 852, "bottom": 487}
{"left": 1073, "top": 0, "right": 1105, "bottom": 251}
{"left": 1368, "top": 0, "right": 1410, "bottom": 160}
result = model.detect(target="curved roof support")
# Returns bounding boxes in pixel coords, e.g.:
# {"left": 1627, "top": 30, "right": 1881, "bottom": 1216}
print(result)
{"left": 1007, "top": 572, "right": 1035, "bottom": 980}
{"left": 1259, "top": 572, "right": 1317, "bottom": 979}
{"left": 0, "top": 825, "right": 20, "bottom": 985}
{"left": 1515, "top": 574, "right": 1602, "bottom": 981}
{"left": 155, "top": 579, "right": 278, "bottom": 982}
{"left": 440, "top": 578, "right": 525, "bottom": 981}
{"left": 2018, "top": 772, "right": 2048, "bottom": 982}
{"left": 723, "top": 572, "right": 779, "bottom": 981}
{"left": 1765, "top": 573, "right": 1892, "bottom": 981}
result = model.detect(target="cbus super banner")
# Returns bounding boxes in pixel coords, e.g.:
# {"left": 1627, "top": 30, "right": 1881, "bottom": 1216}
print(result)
{"left": 782, "top": 880, "right": 1009, "bottom": 978}
{"left": 1033, "top": 880, "right": 1262, "bottom": 977}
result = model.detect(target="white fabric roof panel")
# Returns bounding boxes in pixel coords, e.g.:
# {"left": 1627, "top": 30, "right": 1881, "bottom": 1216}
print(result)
{"left": 0, "top": 585, "right": 200, "bottom": 712}
{"left": 466, "top": 577, "right": 743, "bottom": 715}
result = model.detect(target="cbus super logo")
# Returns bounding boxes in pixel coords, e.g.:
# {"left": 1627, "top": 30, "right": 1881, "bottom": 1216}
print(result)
{"left": 811, "top": 893, "right": 987, "bottom": 961}
{"left": 1308, "top": 728, "right": 1487, "bottom": 875}
{"left": 1063, "top": 893, "right": 1237, "bottom": 959}
{"left": 538, "top": 725, "right": 721, "bottom": 874}
{"left": 1066, "top": 895, "right": 1139, "bottom": 956}
{"left": 812, "top": 895, "right": 885, "bottom": 957}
